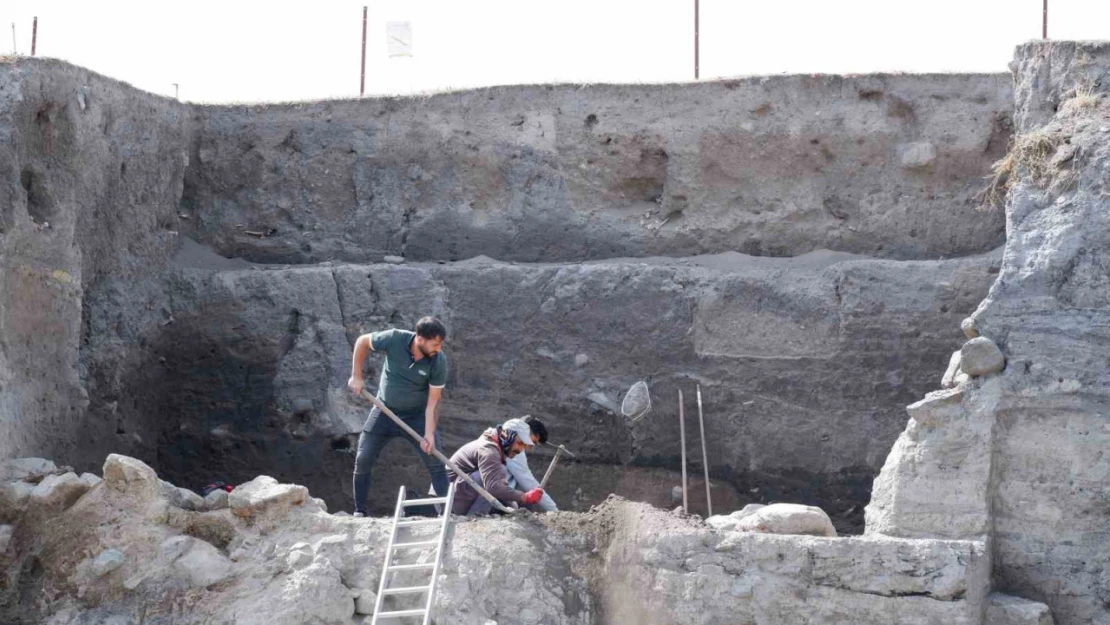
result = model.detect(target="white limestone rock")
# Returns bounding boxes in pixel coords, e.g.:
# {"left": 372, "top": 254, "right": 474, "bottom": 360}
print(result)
{"left": 987, "top": 593, "right": 1054, "bottom": 625}
{"left": 0, "top": 458, "right": 58, "bottom": 483}
{"left": 162, "top": 536, "right": 233, "bottom": 588}
{"left": 706, "top": 503, "right": 766, "bottom": 531}
{"left": 102, "top": 454, "right": 161, "bottom": 500}
{"left": 79, "top": 473, "right": 102, "bottom": 489}
{"left": 731, "top": 502, "right": 837, "bottom": 537}
{"left": 941, "top": 350, "right": 969, "bottom": 388}
{"left": 90, "top": 549, "right": 125, "bottom": 578}
{"left": 229, "top": 476, "right": 310, "bottom": 519}
{"left": 30, "top": 473, "right": 89, "bottom": 510}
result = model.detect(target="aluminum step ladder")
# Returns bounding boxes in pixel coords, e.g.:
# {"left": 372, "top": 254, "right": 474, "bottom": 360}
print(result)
{"left": 370, "top": 480, "right": 457, "bottom": 625}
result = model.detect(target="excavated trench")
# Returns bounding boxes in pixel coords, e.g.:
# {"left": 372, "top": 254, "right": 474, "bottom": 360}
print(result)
{"left": 2, "top": 58, "right": 1010, "bottom": 535}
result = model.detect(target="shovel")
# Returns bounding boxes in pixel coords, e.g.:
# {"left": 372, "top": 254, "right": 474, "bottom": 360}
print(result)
{"left": 359, "top": 390, "right": 516, "bottom": 514}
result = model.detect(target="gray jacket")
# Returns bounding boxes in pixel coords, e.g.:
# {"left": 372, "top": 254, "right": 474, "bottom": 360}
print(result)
{"left": 446, "top": 428, "right": 527, "bottom": 514}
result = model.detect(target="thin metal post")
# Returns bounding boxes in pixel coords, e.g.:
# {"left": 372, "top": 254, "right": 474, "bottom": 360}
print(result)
{"left": 694, "top": 0, "right": 700, "bottom": 79}
{"left": 11, "top": 23, "right": 15, "bottom": 55}
{"left": 696, "top": 385, "right": 712, "bottom": 517}
{"left": 360, "top": 6, "right": 368, "bottom": 96}
{"left": 173, "top": 83, "right": 179, "bottom": 100}
{"left": 679, "top": 389, "right": 688, "bottom": 513}
{"left": 31, "top": 17, "right": 36, "bottom": 56}
{"left": 1042, "top": 0, "right": 1048, "bottom": 40}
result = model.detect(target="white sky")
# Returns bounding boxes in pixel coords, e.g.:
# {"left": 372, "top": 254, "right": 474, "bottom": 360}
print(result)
{"left": 3, "top": 1, "right": 1109, "bottom": 103}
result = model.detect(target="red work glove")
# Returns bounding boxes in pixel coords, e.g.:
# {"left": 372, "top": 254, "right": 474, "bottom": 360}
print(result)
{"left": 521, "top": 488, "right": 544, "bottom": 506}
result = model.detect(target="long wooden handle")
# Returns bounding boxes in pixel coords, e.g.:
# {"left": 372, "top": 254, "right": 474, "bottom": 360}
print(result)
{"left": 538, "top": 447, "right": 565, "bottom": 490}
{"left": 359, "top": 390, "right": 515, "bottom": 514}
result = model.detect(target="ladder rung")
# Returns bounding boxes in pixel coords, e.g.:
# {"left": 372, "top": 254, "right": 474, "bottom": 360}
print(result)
{"left": 395, "top": 518, "right": 442, "bottom": 527}
{"left": 393, "top": 540, "right": 439, "bottom": 550}
{"left": 381, "top": 585, "right": 431, "bottom": 596}
{"left": 376, "top": 608, "right": 427, "bottom": 619}
{"left": 402, "top": 497, "right": 448, "bottom": 506}
{"left": 387, "top": 562, "right": 435, "bottom": 571}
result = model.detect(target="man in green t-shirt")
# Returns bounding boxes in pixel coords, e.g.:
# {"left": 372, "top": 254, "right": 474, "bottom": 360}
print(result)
{"left": 347, "top": 316, "right": 449, "bottom": 517}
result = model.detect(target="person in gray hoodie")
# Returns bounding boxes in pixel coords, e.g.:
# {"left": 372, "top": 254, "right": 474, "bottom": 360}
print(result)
{"left": 446, "top": 418, "right": 545, "bottom": 515}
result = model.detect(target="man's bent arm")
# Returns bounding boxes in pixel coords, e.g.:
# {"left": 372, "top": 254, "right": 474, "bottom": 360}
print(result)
{"left": 421, "top": 386, "right": 443, "bottom": 453}
{"left": 347, "top": 334, "right": 374, "bottom": 395}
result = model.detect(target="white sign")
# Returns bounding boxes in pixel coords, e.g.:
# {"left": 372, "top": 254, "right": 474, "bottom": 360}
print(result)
{"left": 386, "top": 22, "right": 412, "bottom": 57}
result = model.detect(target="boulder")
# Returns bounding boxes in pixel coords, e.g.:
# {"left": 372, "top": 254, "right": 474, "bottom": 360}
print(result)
{"left": 732, "top": 503, "right": 837, "bottom": 537}
{"left": 161, "top": 481, "right": 205, "bottom": 511}
{"left": 90, "top": 549, "right": 125, "bottom": 578}
{"left": 986, "top": 593, "right": 1054, "bottom": 625}
{"left": 79, "top": 473, "right": 103, "bottom": 489}
{"left": 30, "top": 473, "right": 89, "bottom": 509}
{"left": 354, "top": 589, "right": 378, "bottom": 615}
{"left": 706, "top": 503, "right": 766, "bottom": 531}
{"left": 229, "top": 476, "right": 309, "bottom": 519}
{"left": 204, "top": 488, "right": 230, "bottom": 511}
{"left": 0, "top": 458, "right": 58, "bottom": 483}
{"left": 960, "top": 337, "right": 1005, "bottom": 376}
{"left": 0, "top": 481, "right": 35, "bottom": 519}
{"left": 286, "top": 542, "right": 314, "bottom": 570}
{"left": 162, "top": 536, "right": 233, "bottom": 588}
{"left": 103, "top": 455, "right": 161, "bottom": 499}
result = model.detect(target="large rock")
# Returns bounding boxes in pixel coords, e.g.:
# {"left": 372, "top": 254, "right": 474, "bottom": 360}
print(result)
{"left": 204, "top": 489, "right": 230, "bottom": 511}
{"left": 29, "top": 473, "right": 89, "bottom": 510}
{"left": 162, "top": 536, "right": 233, "bottom": 588}
{"left": 0, "top": 458, "right": 58, "bottom": 483}
{"left": 103, "top": 455, "right": 161, "bottom": 500}
{"left": 730, "top": 502, "right": 837, "bottom": 537}
{"left": 705, "top": 503, "right": 766, "bottom": 531}
{"left": 229, "top": 476, "right": 310, "bottom": 519}
{"left": 987, "top": 593, "right": 1054, "bottom": 625}
{"left": 960, "top": 337, "right": 1005, "bottom": 376}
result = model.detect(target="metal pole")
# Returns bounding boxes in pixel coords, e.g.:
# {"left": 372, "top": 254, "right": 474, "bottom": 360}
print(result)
{"left": 1042, "top": 0, "right": 1048, "bottom": 40}
{"left": 360, "top": 6, "right": 368, "bottom": 96}
{"left": 679, "top": 389, "right": 688, "bottom": 513}
{"left": 31, "top": 17, "right": 36, "bottom": 56}
{"left": 694, "top": 0, "right": 700, "bottom": 79}
{"left": 173, "top": 83, "right": 179, "bottom": 100}
{"left": 696, "top": 385, "right": 712, "bottom": 517}
{"left": 11, "top": 23, "right": 15, "bottom": 55}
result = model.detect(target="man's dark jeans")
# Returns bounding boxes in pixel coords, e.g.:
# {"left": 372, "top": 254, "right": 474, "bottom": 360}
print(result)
{"left": 352, "top": 406, "right": 448, "bottom": 514}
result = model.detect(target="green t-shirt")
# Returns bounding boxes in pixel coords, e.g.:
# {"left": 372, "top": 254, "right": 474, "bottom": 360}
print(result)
{"left": 371, "top": 329, "right": 448, "bottom": 414}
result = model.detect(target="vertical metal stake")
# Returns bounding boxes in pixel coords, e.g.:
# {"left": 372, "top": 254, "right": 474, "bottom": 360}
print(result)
{"left": 696, "top": 385, "right": 712, "bottom": 517}
{"left": 1042, "top": 0, "right": 1048, "bottom": 40}
{"left": 694, "top": 0, "right": 700, "bottom": 79}
{"left": 679, "top": 389, "right": 688, "bottom": 513}
{"left": 31, "top": 17, "right": 37, "bottom": 56}
{"left": 360, "top": 6, "right": 368, "bottom": 96}
{"left": 11, "top": 23, "right": 15, "bottom": 55}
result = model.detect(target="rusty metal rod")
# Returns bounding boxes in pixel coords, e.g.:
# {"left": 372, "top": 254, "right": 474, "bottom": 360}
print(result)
{"left": 360, "top": 390, "right": 515, "bottom": 514}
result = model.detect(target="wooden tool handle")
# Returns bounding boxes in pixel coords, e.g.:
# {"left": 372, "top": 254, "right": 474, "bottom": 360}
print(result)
{"left": 360, "top": 390, "right": 515, "bottom": 514}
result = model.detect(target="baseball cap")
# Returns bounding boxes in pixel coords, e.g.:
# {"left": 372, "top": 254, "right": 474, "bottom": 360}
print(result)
{"left": 501, "top": 418, "right": 535, "bottom": 447}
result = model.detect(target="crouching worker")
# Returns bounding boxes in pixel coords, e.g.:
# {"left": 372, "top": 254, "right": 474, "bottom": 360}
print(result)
{"left": 506, "top": 415, "right": 558, "bottom": 512}
{"left": 446, "top": 418, "right": 544, "bottom": 515}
